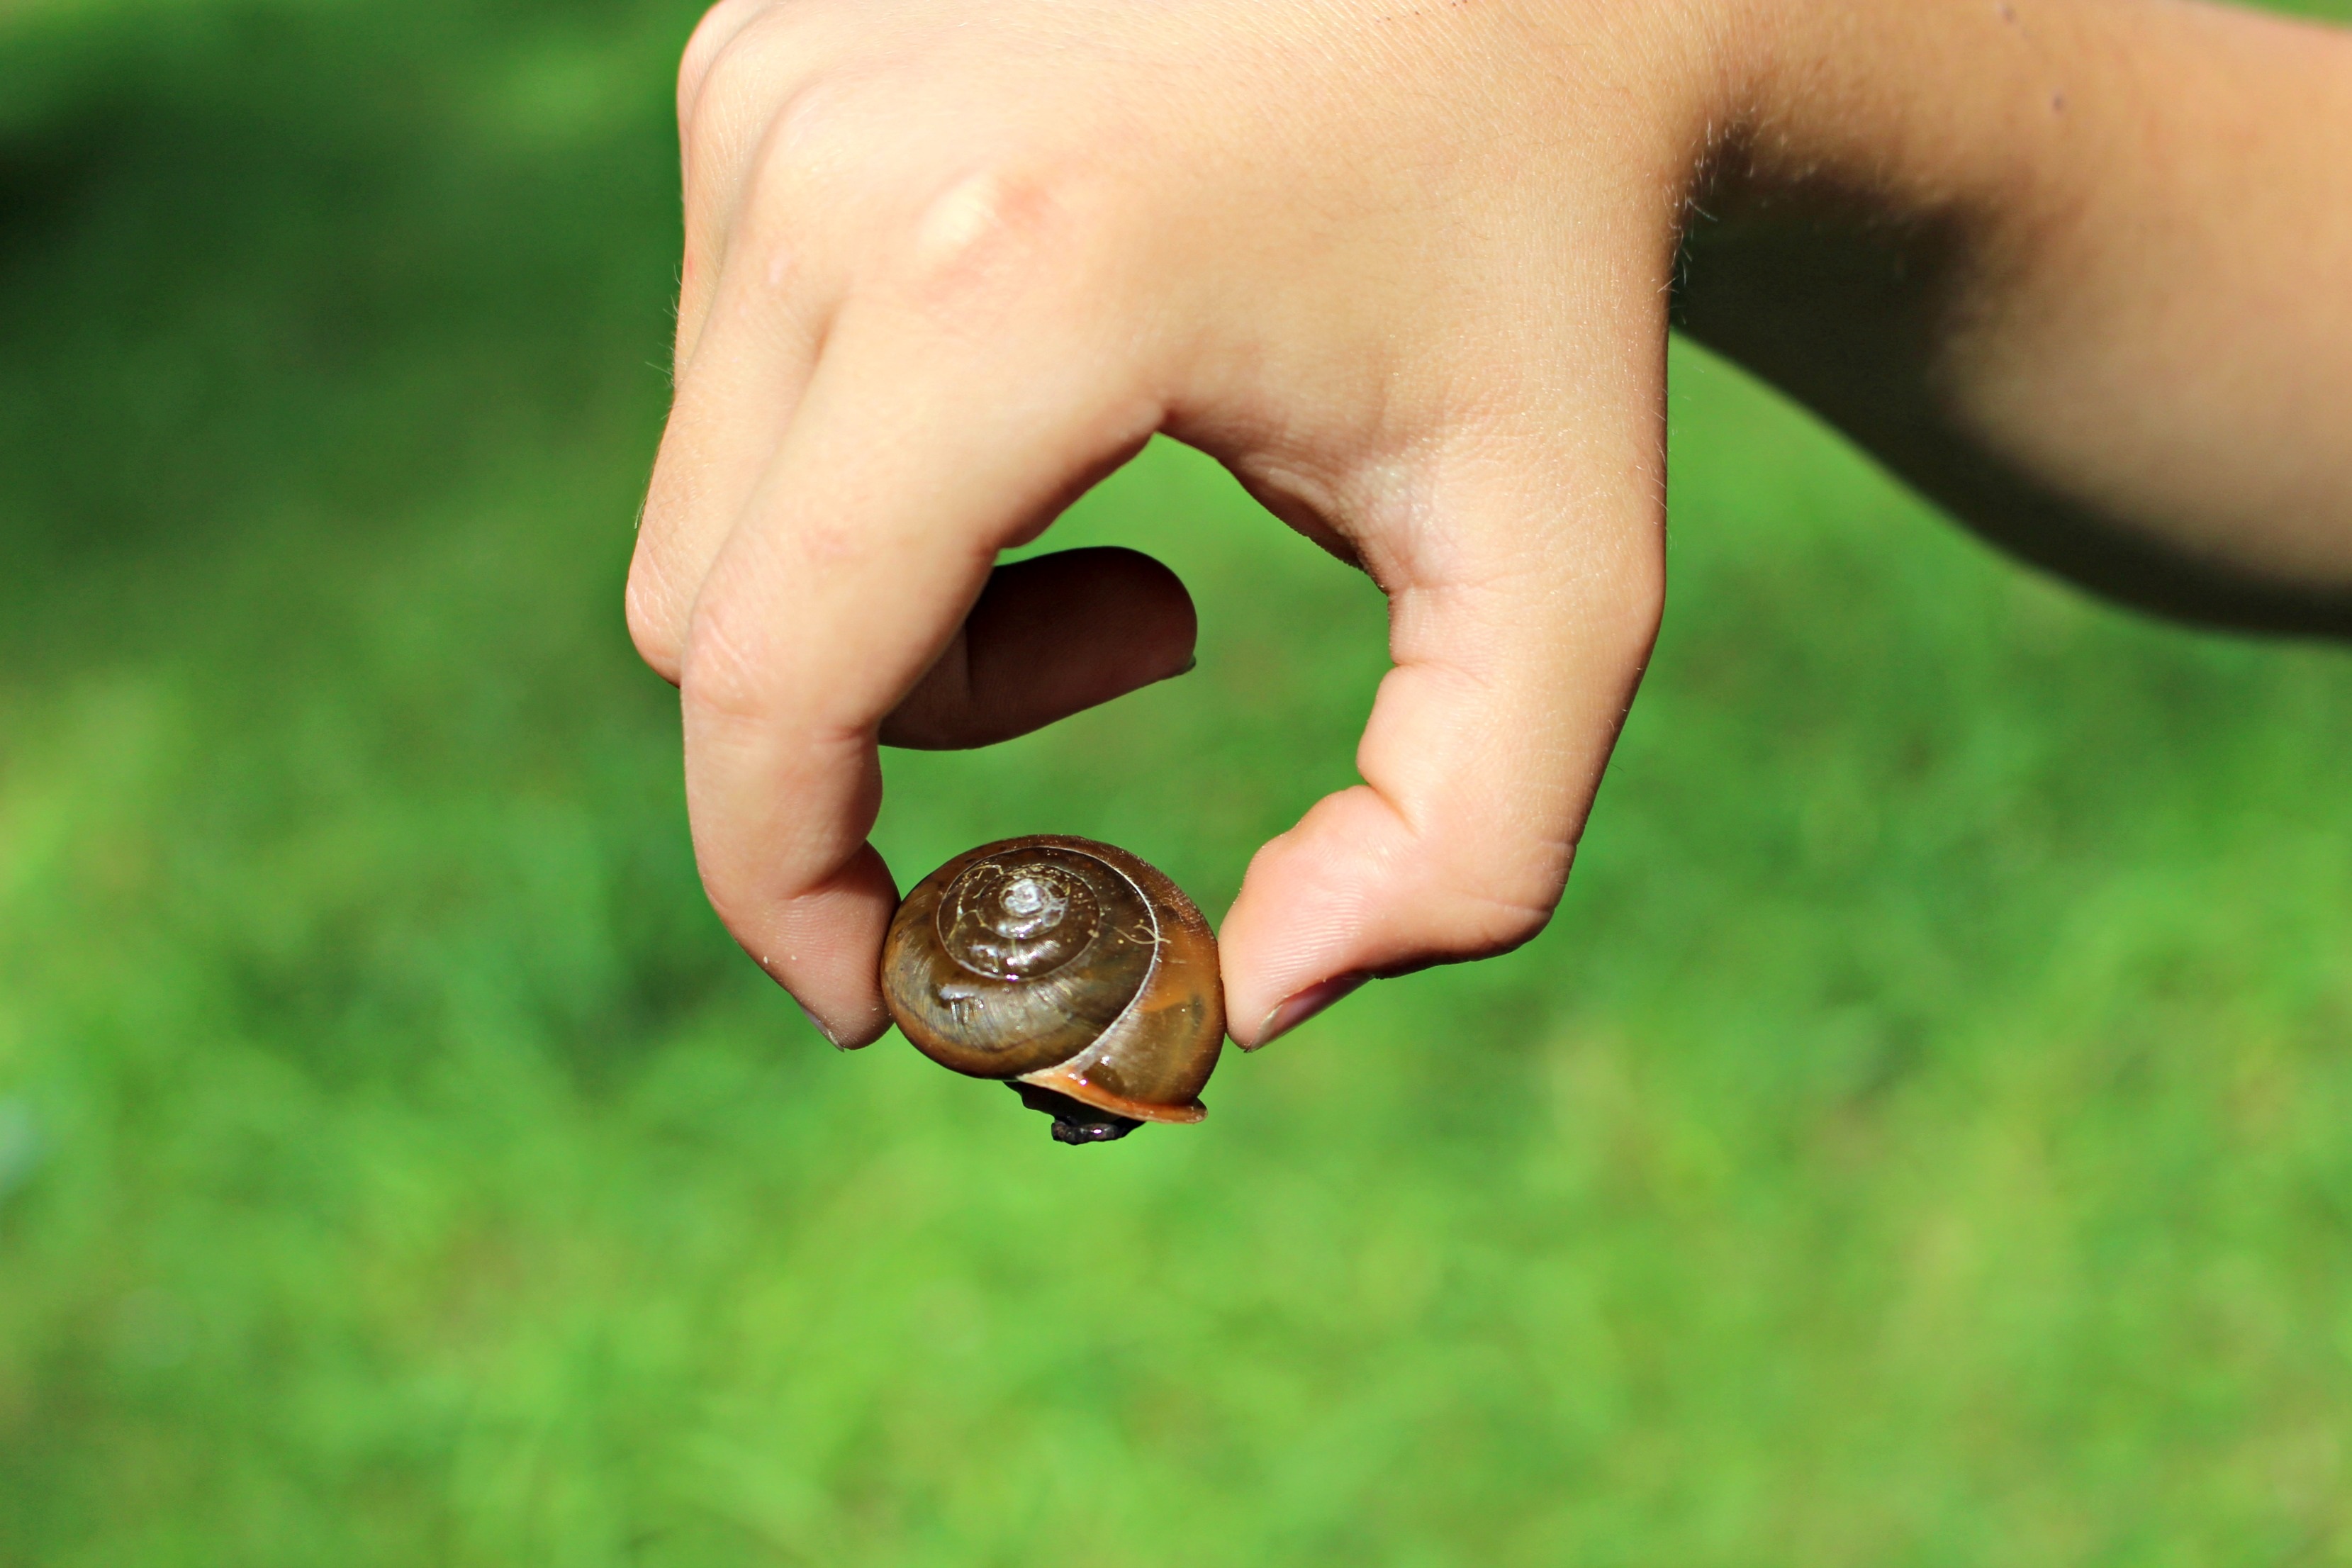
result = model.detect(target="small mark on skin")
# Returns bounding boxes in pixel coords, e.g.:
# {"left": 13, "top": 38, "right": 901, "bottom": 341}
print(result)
{"left": 1998, "top": 2, "right": 2017, "bottom": 21}
{"left": 2051, "top": 92, "right": 2067, "bottom": 113}
{"left": 907, "top": 169, "right": 1063, "bottom": 301}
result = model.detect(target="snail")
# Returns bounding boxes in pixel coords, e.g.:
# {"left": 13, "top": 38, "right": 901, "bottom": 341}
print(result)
{"left": 880, "top": 835, "right": 1225, "bottom": 1144}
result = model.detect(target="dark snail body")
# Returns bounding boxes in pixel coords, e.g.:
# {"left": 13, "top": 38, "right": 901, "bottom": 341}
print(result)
{"left": 880, "top": 836, "right": 1224, "bottom": 1142}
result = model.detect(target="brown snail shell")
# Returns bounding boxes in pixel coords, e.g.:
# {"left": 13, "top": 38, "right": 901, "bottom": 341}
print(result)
{"left": 880, "top": 835, "right": 1224, "bottom": 1143}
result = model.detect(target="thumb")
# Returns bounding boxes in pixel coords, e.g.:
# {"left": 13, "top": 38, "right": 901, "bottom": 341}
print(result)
{"left": 1217, "top": 422, "right": 1665, "bottom": 1047}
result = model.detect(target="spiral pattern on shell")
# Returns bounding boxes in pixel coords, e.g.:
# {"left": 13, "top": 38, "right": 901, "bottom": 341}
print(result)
{"left": 936, "top": 858, "right": 1102, "bottom": 980}
{"left": 880, "top": 836, "right": 1225, "bottom": 1129}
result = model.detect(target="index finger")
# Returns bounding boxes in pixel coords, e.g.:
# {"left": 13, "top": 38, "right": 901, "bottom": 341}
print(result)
{"left": 678, "top": 290, "right": 1158, "bottom": 1045}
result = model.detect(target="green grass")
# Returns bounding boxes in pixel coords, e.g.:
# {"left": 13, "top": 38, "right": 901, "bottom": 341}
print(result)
{"left": 4, "top": 0, "right": 2352, "bottom": 1562}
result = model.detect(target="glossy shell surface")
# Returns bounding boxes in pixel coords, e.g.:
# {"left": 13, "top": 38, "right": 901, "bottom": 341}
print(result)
{"left": 880, "top": 836, "right": 1224, "bottom": 1124}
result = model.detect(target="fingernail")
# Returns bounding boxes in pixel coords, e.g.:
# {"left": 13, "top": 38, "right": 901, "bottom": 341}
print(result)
{"left": 1163, "top": 654, "right": 1198, "bottom": 681}
{"left": 1247, "top": 971, "right": 1369, "bottom": 1050}
{"left": 794, "top": 1001, "right": 843, "bottom": 1049}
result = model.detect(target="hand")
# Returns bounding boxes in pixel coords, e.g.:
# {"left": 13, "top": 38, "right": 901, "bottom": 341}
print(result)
{"left": 625, "top": 0, "right": 1722, "bottom": 1047}
{"left": 629, "top": 0, "right": 2352, "bottom": 1052}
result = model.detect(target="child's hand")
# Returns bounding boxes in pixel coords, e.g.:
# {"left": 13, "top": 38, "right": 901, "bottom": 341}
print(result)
{"left": 627, "top": 0, "right": 1713, "bottom": 1046}
{"left": 629, "top": 0, "right": 2352, "bottom": 1051}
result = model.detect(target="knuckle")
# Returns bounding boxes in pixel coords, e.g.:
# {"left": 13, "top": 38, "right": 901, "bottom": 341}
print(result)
{"left": 683, "top": 11, "right": 835, "bottom": 189}
{"left": 678, "top": 591, "right": 777, "bottom": 724}
{"left": 743, "top": 74, "right": 869, "bottom": 197}
{"left": 1423, "top": 842, "right": 1568, "bottom": 954}
{"left": 693, "top": 864, "right": 761, "bottom": 941}
{"left": 719, "top": 78, "right": 868, "bottom": 269}
{"left": 678, "top": 0, "right": 766, "bottom": 128}
{"left": 623, "top": 557, "right": 684, "bottom": 683}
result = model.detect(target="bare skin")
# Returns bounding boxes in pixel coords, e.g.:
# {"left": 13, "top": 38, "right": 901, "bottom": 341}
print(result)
{"left": 626, "top": 0, "right": 2352, "bottom": 1052}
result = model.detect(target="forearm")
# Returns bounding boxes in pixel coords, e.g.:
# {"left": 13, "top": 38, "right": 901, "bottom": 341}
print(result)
{"left": 1671, "top": 0, "right": 2352, "bottom": 634}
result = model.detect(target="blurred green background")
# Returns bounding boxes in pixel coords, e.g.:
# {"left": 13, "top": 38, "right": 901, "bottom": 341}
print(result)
{"left": 5, "top": 0, "right": 2352, "bottom": 1561}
